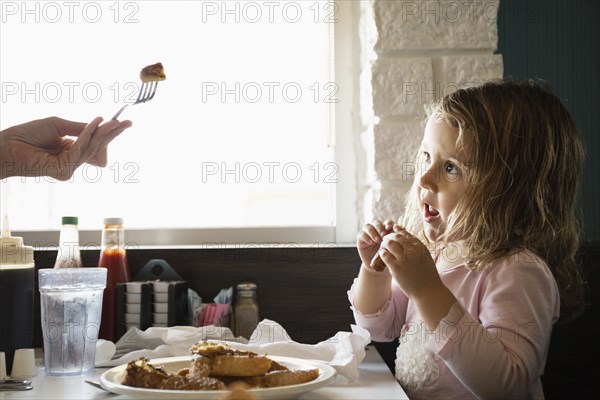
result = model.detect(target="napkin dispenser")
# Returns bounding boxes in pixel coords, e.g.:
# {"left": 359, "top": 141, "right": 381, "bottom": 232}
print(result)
{"left": 116, "top": 259, "right": 188, "bottom": 338}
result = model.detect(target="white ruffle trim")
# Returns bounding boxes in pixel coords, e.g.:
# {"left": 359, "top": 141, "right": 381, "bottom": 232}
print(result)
{"left": 395, "top": 323, "right": 439, "bottom": 391}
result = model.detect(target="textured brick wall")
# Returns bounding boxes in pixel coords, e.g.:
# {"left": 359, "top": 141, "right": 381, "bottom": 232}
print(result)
{"left": 358, "top": 0, "right": 503, "bottom": 225}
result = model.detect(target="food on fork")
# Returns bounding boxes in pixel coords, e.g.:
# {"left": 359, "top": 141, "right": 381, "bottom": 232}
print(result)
{"left": 140, "top": 62, "right": 166, "bottom": 82}
{"left": 118, "top": 341, "right": 320, "bottom": 391}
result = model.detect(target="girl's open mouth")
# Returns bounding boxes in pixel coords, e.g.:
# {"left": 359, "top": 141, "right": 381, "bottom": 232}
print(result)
{"left": 424, "top": 203, "right": 440, "bottom": 222}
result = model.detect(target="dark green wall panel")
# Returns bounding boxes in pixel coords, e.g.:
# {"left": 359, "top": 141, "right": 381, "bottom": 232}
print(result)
{"left": 498, "top": 0, "right": 599, "bottom": 242}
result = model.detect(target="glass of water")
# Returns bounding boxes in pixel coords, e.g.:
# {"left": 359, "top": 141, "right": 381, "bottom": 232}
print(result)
{"left": 38, "top": 268, "right": 106, "bottom": 376}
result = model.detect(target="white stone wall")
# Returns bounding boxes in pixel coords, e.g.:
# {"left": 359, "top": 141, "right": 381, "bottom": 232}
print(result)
{"left": 358, "top": 0, "right": 504, "bottom": 225}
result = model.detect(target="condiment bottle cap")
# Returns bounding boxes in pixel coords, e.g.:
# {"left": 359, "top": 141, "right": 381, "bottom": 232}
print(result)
{"left": 61, "top": 216, "right": 78, "bottom": 225}
{"left": 236, "top": 282, "right": 257, "bottom": 291}
{"left": 0, "top": 215, "right": 34, "bottom": 265}
{"left": 103, "top": 217, "right": 123, "bottom": 225}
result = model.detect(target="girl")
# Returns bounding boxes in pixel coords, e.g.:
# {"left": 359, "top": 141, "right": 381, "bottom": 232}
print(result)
{"left": 349, "top": 79, "right": 585, "bottom": 399}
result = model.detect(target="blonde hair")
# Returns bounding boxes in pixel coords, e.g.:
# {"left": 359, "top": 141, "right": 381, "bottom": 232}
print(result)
{"left": 402, "top": 78, "right": 585, "bottom": 320}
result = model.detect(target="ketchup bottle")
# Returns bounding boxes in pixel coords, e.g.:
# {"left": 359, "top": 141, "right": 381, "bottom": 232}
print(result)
{"left": 98, "top": 217, "right": 130, "bottom": 342}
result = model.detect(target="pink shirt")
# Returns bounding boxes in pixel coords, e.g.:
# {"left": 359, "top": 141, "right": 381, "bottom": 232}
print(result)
{"left": 348, "top": 249, "right": 559, "bottom": 399}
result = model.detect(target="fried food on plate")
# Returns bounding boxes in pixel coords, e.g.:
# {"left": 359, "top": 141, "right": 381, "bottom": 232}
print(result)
{"left": 159, "top": 374, "right": 225, "bottom": 391}
{"left": 190, "top": 341, "right": 255, "bottom": 357}
{"left": 261, "top": 369, "right": 320, "bottom": 388}
{"left": 119, "top": 357, "right": 225, "bottom": 390}
{"left": 190, "top": 356, "right": 212, "bottom": 378}
{"left": 218, "top": 382, "right": 258, "bottom": 400}
{"left": 211, "top": 354, "right": 272, "bottom": 377}
{"left": 190, "top": 341, "right": 232, "bottom": 356}
{"left": 190, "top": 341, "right": 273, "bottom": 377}
{"left": 118, "top": 357, "right": 168, "bottom": 389}
{"left": 119, "top": 341, "right": 321, "bottom": 391}
{"left": 214, "top": 368, "right": 320, "bottom": 389}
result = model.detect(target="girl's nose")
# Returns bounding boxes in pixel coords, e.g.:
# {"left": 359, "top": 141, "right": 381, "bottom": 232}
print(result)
{"left": 418, "top": 163, "right": 438, "bottom": 191}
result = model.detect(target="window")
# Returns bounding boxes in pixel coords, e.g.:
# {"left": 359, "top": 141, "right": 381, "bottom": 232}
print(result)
{"left": 0, "top": 1, "right": 357, "bottom": 245}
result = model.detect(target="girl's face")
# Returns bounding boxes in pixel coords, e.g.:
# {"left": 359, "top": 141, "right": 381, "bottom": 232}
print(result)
{"left": 417, "top": 117, "right": 466, "bottom": 243}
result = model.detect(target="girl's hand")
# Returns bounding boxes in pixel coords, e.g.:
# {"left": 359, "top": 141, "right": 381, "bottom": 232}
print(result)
{"left": 377, "top": 225, "right": 441, "bottom": 299}
{"left": 356, "top": 219, "right": 395, "bottom": 272}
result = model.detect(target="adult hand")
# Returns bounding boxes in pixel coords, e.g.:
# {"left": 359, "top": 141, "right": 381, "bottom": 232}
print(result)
{"left": 0, "top": 116, "right": 132, "bottom": 180}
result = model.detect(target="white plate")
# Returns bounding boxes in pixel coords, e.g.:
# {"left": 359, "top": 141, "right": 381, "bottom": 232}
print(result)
{"left": 99, "top": 355, "right": 337, "bottom": 399}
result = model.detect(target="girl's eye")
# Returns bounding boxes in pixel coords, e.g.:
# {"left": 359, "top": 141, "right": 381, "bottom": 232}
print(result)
{"left": 421, "top": 152, "right": 431, "bottom": 164}
{"left": 445, "top": 162, "right": 460, "bottom": 175}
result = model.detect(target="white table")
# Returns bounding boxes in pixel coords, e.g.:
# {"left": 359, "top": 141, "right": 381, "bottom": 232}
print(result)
{"left": 2, "top": 346, "right": 408, "bottom": 399}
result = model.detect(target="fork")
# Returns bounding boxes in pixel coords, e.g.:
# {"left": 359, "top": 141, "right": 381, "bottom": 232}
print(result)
{"left": 112, "top": 81, "right": 159, "bottom": 120}
{"left": 0, "top": 378, "right": 33, "bottom": 391}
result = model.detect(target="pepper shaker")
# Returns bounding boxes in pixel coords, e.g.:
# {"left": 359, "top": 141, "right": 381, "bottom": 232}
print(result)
{"left": 234, "top": 282, "right": 259, "bottom": 340}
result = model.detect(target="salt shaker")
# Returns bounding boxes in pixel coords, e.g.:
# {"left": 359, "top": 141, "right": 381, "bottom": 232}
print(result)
{"left": 234, "top": 282, "right": 259, "bottom": 340}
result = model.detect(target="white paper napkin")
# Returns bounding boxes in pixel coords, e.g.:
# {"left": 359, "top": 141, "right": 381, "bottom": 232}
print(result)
{"left": 95, "top": 339, "right": 117, "bottom": 365}
{"left": 95, "top": 319, "right": 371, "bottom": 381}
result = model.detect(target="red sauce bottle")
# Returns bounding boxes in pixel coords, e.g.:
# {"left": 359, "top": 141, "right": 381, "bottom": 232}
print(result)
{"left": 98, "top": 218, "right": 130, "bottom": 342}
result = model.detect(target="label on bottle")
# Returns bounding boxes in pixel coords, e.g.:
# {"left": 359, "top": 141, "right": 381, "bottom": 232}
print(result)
{"left": 98, "top": 247, "right": 130, "bottom": 342}
{"left": 0, "top": 263, "right": 34, "bottom": 374}
{"left": 234, "top": 300, "right": 259, "bottom": 340}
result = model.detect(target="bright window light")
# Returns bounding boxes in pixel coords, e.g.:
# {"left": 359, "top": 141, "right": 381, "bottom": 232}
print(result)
{"left": 0, "top": 1, "right": 347, "bottom": 243}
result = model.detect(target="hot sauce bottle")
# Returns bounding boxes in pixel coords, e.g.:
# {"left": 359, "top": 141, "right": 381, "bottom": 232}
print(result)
{"left": 98, "top": 217, "right": 130, "bottom": 342}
